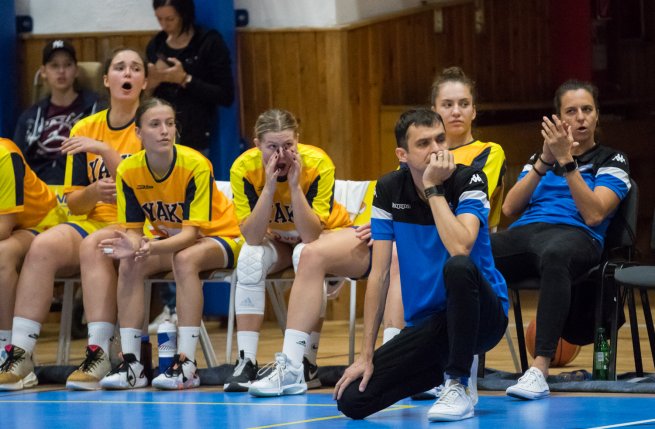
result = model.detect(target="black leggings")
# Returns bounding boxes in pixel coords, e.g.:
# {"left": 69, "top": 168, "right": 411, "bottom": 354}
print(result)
{"left": 337, "top": 255, "right": 508, "bottom": 420}
{"left": 491, "top": 223, "right": 601, "bottom": 357}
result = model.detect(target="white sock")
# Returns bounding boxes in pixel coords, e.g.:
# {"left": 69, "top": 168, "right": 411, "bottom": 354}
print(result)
{"left": 0, "top": 330, "right": 11, "bottom": 351}
{"left": 87, "top": 322, "right": 115, "bottom": 354}
{"left": 11, "top": 317, "right": 41, "bottom": 353}
{"left": 282, "top": 329, "right": 310, "bottom": 367}
{"left": 303, "top": 331, "right": 320, "bottom": 364}
{"left": 119, "top": 328, "right": 142, "bottom": 361}
{"left": 237, "top": 331, "right": 259, "bottom": 363}
{"left": 177, "top": 326, "right": 200, "bottom": 361}
{"left": 383, "top": 327, "right": 401, "bottom": 344}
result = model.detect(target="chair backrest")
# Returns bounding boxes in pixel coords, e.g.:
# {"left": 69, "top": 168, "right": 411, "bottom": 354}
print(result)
{"left": 604, "top": 178, "right": 639, "bottom": 258}
{"left": 32, "top": 61, "right": 104, "bottom": 103}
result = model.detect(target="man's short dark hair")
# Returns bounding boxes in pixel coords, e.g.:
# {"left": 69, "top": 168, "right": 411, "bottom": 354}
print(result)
{"left": 394, "top": 108, "right": 444, "bottom": 150}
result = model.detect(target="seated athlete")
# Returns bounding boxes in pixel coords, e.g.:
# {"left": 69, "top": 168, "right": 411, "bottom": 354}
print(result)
{"left": 0, "top": 138, "right": 67, "bottom": 366}
{"left": 334, "top": 108, "right": 508, "bottom": 422}
{"left": 223, "top": 108, "right": 353, "bottom": 392}
{"left": 94, "top": 98, "right": 241, "bottom": 390}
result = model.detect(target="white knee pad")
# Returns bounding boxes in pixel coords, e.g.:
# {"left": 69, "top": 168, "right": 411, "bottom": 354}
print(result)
{"left": 235, "top": 242, "right": 277, "bottom": 315}
{"left": 292, "top": 242, "right": 306, "bottom": 273}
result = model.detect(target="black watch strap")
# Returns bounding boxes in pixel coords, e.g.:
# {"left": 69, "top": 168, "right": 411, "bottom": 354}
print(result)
{"left": 424, "top": 184, "right": 445, "bottom": 199}
{"left": 554, "top": 159, "right": 578, "bottom": 176}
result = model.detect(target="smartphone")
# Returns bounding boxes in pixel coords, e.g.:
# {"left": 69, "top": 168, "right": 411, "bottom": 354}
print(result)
{"left": 157, "top": 53, "right": 175, "bottom": 67}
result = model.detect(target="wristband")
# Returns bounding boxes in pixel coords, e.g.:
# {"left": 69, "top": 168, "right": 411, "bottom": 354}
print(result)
{"left": 553, "top": 159, "right": 578, "bottom": 176}
{"left": 533, "top": 166, "right": 545, "bottom": 177}
{"left": 538, "top": 155, "right": 555, "bottom": 167}
{"left": 424, "top": 184, "right": 445, "bottom": 199}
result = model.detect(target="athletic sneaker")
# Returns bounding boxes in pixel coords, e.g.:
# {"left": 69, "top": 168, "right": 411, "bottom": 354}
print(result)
{"left": 152, "top": 354, "right": 200, "bottom": 390}
{"left": 427, "top": 379, "right": 474, "bottom": 422}
{"left": 223, "top": 350, "right": 258, "bottom": 392}
{"left": 99, "top": 353, "right": 148, "bottom": 390}
{"left": 249, "top": 352, "right": 307, "bottom": 397}
{"left": 0, "top": 345, "right": 38, "bottom": 391}
{"left": 506, "top": 367, "right": 550, "bottom": 400}
{"left": 412, "top": 355, "right": 479, "bottom": 405}
{"left": 303, "top": 357, "right": 321, "bottom": 389}
{"left": 66, "top": 345, "right": 111, "bottom": 390}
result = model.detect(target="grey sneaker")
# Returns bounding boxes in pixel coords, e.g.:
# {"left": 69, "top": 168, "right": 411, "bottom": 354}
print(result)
{"left": 224, "top": 350, "right": 258, "bottom": 392}
{"left": 248, "top": 352, "right": 307, "bottom": 397}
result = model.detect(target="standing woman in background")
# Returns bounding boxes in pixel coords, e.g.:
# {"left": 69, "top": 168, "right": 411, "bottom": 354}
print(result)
{"left": 0, "top": 48, "right": 147, "bottom": 391}
{"left": 146, "top": 0, "right": 234, "bottom": 153}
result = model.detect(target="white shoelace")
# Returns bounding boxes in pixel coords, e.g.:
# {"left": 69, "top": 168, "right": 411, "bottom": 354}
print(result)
{"left": 518, "top": 368, "right": 544, "bottom": 389}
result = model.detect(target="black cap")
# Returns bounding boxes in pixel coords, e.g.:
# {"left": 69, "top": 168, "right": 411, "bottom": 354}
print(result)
{"left": 42, "top": 39, "right": 77, "bottom": 65}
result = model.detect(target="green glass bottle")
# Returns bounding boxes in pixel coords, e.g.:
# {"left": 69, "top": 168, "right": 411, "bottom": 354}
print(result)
{"left": 593, "top": 327, "right": 610, "bottom": 380}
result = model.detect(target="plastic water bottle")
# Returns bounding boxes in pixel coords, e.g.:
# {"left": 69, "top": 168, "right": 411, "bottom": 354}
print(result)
{"left": 157, "top": 321, "right": 177, "bottom": 371}
{"left": 593, "top": 327, "right": 610, "bottom": 380}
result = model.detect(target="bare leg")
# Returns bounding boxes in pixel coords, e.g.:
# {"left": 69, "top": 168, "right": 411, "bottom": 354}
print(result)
{"left": 80, "top": 227, "right": 122, "bottom": 324}
{"left": 383, "top": 243, "right": 405, "bottom": 330}
{"left": 286, "top": 228, "right": 369, "bottom": 332}
{"left": 0, "top": 231, "right": 35, "bottom": 330}
{"left": 173, "top": 238, "right": 229, "bottom": 327}
{"left": 14, "top": 224, "right": 83, "bottom": 323}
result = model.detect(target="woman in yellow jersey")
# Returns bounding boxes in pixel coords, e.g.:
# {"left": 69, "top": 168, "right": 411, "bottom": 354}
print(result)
{"left": 84, "top": 98, "right": 240, "bottom": 390}
{"left": 224, "top": 108, "right": 370, "bottom": 395}
{"left": 0, "top": 138, "right": 67, "bottom": 363}
{"left": 382, "top": 67, "right": 507, "bottom": 401}
{"left": 0, "top": 48, "right": 147, "bottom": 391}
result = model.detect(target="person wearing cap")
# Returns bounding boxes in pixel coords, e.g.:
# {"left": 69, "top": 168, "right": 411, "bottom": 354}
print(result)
{"left": 13, "top": 40, "right": 102, "bottom": 185}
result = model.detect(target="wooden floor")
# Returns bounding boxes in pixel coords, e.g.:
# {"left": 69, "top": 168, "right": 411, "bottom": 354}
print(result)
{"left": 32, "top": 289, "right": 655, "bottom": 377}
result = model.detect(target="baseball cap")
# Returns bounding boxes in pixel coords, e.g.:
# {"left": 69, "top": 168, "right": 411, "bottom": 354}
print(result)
{"left": 42, "top": 39, "right": 77, "bottom": 64}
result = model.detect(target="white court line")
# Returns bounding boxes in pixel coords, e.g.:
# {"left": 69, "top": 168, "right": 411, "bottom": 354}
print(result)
{"left": 587, "top": 418, "right": 655, "bottom": 429}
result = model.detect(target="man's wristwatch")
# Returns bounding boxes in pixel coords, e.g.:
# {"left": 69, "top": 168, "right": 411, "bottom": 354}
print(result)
{"left": 424, "top": 184, "right": 445, "bottom": 199}
{"left": 554, "top": 159, "right": 578, "bottom": 176}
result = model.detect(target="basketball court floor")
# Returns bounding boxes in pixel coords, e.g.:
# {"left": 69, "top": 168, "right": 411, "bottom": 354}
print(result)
{"left": 1, "top": 388, "right": 654, "bottom": 429}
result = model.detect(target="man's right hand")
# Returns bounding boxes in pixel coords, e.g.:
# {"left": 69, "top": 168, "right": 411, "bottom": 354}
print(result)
{"left": 333, "top": 357, "right": 374, "bottom": 400}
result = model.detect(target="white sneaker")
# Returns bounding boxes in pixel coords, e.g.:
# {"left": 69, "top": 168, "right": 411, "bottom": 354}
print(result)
{"left": 412, "top": 354, "right": 479, "bottom": 405}
{"left": 152, "top": 354, "right": 200, "bottom": 390}
{"left": 148, "top": 306, "right": 177, "bottom": 335}
{"left": 427, "top": 379, "right": 474, "bottom": 422}
{"left": 66, "top": 345, "right": 111, "bottom": 390}
{"left": 100, "top": 353, "right": 148, "bottom": 390}
{"left": 248, "top": 352, "right": 307, "bottom": 397}
{"left": 0, "top": 345, "right": 38, "bottom": 391}
{"left": 506, "top": 367, "right": 550, "bottom": 400}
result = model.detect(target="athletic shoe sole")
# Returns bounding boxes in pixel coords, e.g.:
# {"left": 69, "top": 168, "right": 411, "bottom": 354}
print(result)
{"left": 153, "top": 376, "right": 200, "bottom": 390}
{"left": 66, "top": 380, "right": 101, "bottom": 391}
{"left": 100, "top": 378, "right": 148, "bottom": 390}
{"left": 223, "top": 381, "right": 251, "bottom": 392}
{"left": 248, "top": 382, "right": 307, "bottom": 397}
{"left": 427, "top": 409, "right": 474, "bottom": 422}
{"left": 0, "top": 372, "right": 38, "bottom": 391}
{"left": 506, "top": 387, "right": 550, "bottom": 400}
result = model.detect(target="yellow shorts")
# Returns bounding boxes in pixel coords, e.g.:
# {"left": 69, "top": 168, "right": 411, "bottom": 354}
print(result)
{"left": 207, "top": 235, "right": 243, "bottom": 269}
{"left": 29, "top": 205, "right": 68, "bottom": 234}
{"left": 64, "top": 219, "right": 111, "bottom": 238}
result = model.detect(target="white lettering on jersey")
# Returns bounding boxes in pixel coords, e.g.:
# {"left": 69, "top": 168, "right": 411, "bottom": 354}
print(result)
{"left": 392, "top": 202, "right": 411, "bottom": 210}
{"left": 612, "top": 154, "right": 626, "bottom": 164}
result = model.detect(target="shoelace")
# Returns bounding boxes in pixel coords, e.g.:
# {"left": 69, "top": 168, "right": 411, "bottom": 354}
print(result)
{"left": 257, "top": 357, "right": 287, "bottom": 391}
{"left": 518, "top": 369, "right": 542, "bottom": 388}
{"left": 436, "top": 385, "right": 464, "bottom": 408}
{"left": 0, "top": 349, "right": 20, "bottom": 372}
{"left": 233, "top": 357, "right": 249, "bottom": 376}
{"left": 108, "top": 354, "right": 138, "bottom": 388}
{"left": 165, "top": 355, "right": 189, "bottom": 382}
{"left": 80, "top": 348, "right": 101, "bottom": 371}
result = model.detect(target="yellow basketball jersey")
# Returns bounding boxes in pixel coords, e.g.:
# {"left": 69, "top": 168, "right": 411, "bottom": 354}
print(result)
{"left": 452, "top": 140, "right": 506, "bottom": 229}
{"left": 0, "top": 138, "right": 59, "bottom": 229}
{"left": 230, "top": 143, "right": 351, "bottom": 242}
{"left": 116, "top": 145, "right": 240, "bottom": 238}
{"left": 64, "top": 109, "right": 142, "bottom": 222}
